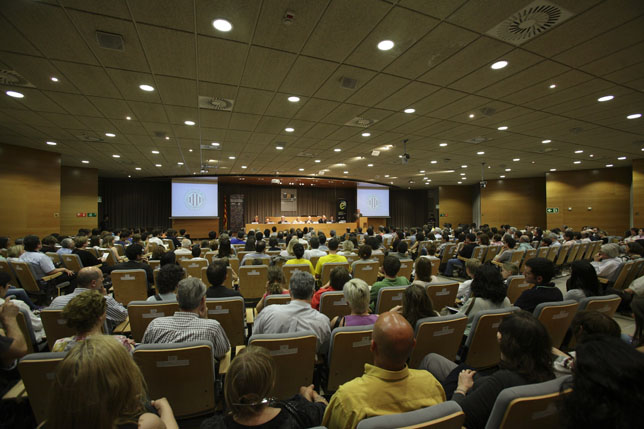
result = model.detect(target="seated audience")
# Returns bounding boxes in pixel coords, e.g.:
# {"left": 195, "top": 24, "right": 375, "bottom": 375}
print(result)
{"left": 330, "top": 278, "right": 379, "bottom": 329}
{"left": 54, "top": 290, "right": 134, "bottom": 352}
{"left": 351, "top": 244, "right": 376, "bottom": 272}
{"left": 443, "top": 233, "right": 478, "bottom": 277}
{"left": 143, "top": 277, "right": 230, "bottom": 360}
{"left": 108, "top": 243, "right": 155, "bottom": 292}
{"left": 591, "top": 243, "right": 622, "bottom": 278}
{"left": 56, "top": 237, "right": 74, "bottom": 256}
{"left": 515, "top": 257, "right": 562, "bottom": 313}
{"left": 312, "top": 266, "right": 351, "bottom": 311}
{"left": 304, "top": 236, "right": 326, "bottom": 259}
{"left": 147, "top": 264, "right": 184, "bottom": 302}
{"left": 190, "top": 244, "right": 208, "bottom": 262}
{"left": 393, "top": 284, "right": 438, "bottom": 328}
{"left": 174, "top": 239, "right": 193, "bottom": 257}
{"left": 370, "top": 256, "right": 410, "bottom": 311}
{"left": 411, "top": 257, "right": 440, "bottom": 287}
{"left": 337, "top": 239, "right": 354, "bottom": 256}
{"left": 314, "top": 238, "right": 347, "bottom": 278}
{"left": 0, "top": 297, "right": 27, "bottom": 371}
{"left": 493, "top": 236, "right": 516, "bottom": 263}
{"left": 421, "top": 311, "right": 554, "bottom": 429}
{"left": 40, "top": 235, "right": 58, "bottom": 253}
{"left": 456, "top": 259, "right": 482, "bottom": 302}
{"left": 253, "top": 271, "right": 330, "bottom": 353}
{"left": 322, "top": 312, "right": 445, "bottom": 429}
{"left": 459, "top": 264, "right": 512, "bottom": 336}
{"left": 279, "top": 236, "right": 297, "bottom": 259}
{"left": 205, "top": 260, "right": 241, "bottom": 299}
{"left": 72, "top": 236, "right": 103, "bottom": 267}
{"left": 0, "top": 272, "right": 43, "bottom": 342}
{"left": 284, "top": 243, "right": 315, "bottom": 275}
{"left": 565, "top": 260, "right": 601, "bottom": 302}
{"left": 19, "top": 234, "right": 74, "bottom": 287}
{"left": 255, "top": 266, "right": 289, "bottom": 313}
{"left": 46, "top": 335, "right": 178, "bottom": 429}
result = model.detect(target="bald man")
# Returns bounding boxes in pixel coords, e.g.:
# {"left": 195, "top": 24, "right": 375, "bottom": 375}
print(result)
{"left": 322, "top": 312, "right": 445, "bottom": 429}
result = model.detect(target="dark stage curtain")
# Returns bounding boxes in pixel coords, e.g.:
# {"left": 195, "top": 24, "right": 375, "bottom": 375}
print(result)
{"left": 390, "top": 189, "right": 429, "bottom": 228}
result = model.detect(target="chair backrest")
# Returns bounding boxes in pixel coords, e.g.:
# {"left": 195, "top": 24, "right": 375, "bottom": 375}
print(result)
{"left": 283, "top": 263, "right": 312, "bottom": 285}
{"left": 565, "top": 243, "right": 581, "bottom": 264}
{"left": 114, "top": 243, "right": 125, "bottom": 256}
{"left": 520, "top": 249, "right": 537, "bottom": 272}
{"left": 578, "top": 294, "right": 621, "bottom": 317}
{"left": 357, "top": 401, "right": 465, "bottom": 429}
{"left": 238, "top": 265, "right": 268, "bottom": 300}
{"left": 624, "top": 258, "right": 644, "bottom": 288}
{"left": 536, "top": 247, "right": 549, "bottom": 259}
{"left": 16, "top": 309, "right": 36, "bottom": 354}
{"left": 612, "top": 260, "right": 634, "bottom": 290}
{"left": 554, "top": 245, "right": 570, "bottom": 266}
{"left": 179, "top": 258, "right": 208, "bottom": 278}
{"left": 111, "top": 269, "right": 148, "bottom": 305}
{"left": 327, "top": 325, "right": 374, "bottom": 392}
{"left": 472, "top": 245, "right": 487, "bottom": 261}
{"left": 309, "top": 255, "right": 321, "bottom": 270}
{"left": 8, "top": 260, "right": 40, "bottom": 293}
{"left": 133, "top": 341, "right": 215, "bottom": 418}
{"left": 127, "top": 301, "right": 181, "bottom": 342}
{"left": 162, "top": 239, "right": 175, "bottom": 251}
{"left": 430, "top": 258, "right": 440, "bottom": 276}
{"left": 440, "top": 244, "right": 456, "bottom": 264}
{"left": 510, "top": 250, "right": 525, "bottom": 265}
{"left": 376, "top": 286, "right": 407, "bottom": 314}
{"left": 46, "top": 252, "right": 61, "bottom": 266}
{"left": 321, "top": 262, "right": 350, "bottom": 286}
{"left": 574, "top": 243, "right": 589, "bottom": 262}
{"left": 61, "top": 253, "right": 83, "bottom": 272}
{"left": 148, "top": 259, "right": 160, "bottom": 271}
{"left": 352, "top": 261, "right": 380, "bottom": 285}
{"left": 228, "top": 257, "right": 240, "bottom": 274}
{"left": 248, "top": 331, "right": 317, "bottom": 399}
{"left": 398, "top": 259, "right": 414, "bottom": 281}
{"left": 464, "top": 307, "right": 519, "bottom": 369}
{"left": 98, "top": 247, "right": 119, "bottom": 266}
{"left": 205, "top": 251, "right": 218, "bottom": 264}
{"left": 545, "top": 246, "right": 559, "bottom": 262}
{"left": 583, "top": 241, "right": 599, "bottom": 260}
{"left": 506, "top": 275, "right": 532, "bottom": 304}
{"left": 201, "top": 266, "right": 233, "bottom": 289}
{"left": 319, "top": 290, "right": 351, "bottom": 321}
{"left": 18, "top": 352, "right": 66, "bottom": 424}
{"left": 205, "top": 297, "right": 245, "bottom": 348}
{"left": 40, "top": 309, "right": 76, "bottom": 350}
{"left": 410, "top": 314, "right": 468, "bottom": 368}
{"left": 0, "top": 259, "right": 20, "bottom": 287}
{"left": 237, "top": 251, "right": 252, "bottom": 263}
{"left": 264, "top": 294, "right": 291, "bottom": 307}
{"left": 485, "top": 376, "right": 572, "bottom": 429}
{"left": 373, "top": 253, "right": 385, "bottom": 267}
{"left": 425, "top": 282, "right": 459, "bottom": 311}
{"left": 533, "top": 300, "right": 579, "bottom": 348}
{"left": 484, "top": 245, "right": 501, "bottom": 263}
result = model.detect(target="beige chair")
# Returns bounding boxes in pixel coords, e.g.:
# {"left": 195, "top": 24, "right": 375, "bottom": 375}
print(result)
{"left": 0, "top": 259, "right": 21, "bottom": 287}
{"left": 584, "top": 241, "right": 600, "bottom": 260}
{"left": 320, "top": 262, "right": 350, "bottom": 285}
{"left": 440, "top": 244, "right": 456, "bottom": 265}
{"left": 228, "top": 257, "right": 240, "bottom": 274}
{"left": 506, "top": 275, "right": 532, "bottom": 304}
{"left": 624, "top": 258, "right": 644, "bottom": 289}
{"left": 40, "top": 309, "right": 76, "bottom": 350}
{"left": 463, "top": 307, "right": 519, "bottom": 369}
{"left": 471, "top": 245, "right": 487, "bottom": 261}
{"left": 134, "top": 341, "right": 215, "bottom": 418}
{"left": 375, "top": 286, "right": 406, "bottom": 314}
{"left": 248, "top": 331, "right": 317, "bottom": 400}
{"left": 237, "top": 251, "right": 252, "bottom": 263}
{"left": 430, "top": 258, "right": 440, "bottom": 277}
{"left": 509, "top": 250, "right": 525, "bottom": 266}
{"left": 373, "top": 253, "right": 384, "bottom": 268}
{"left": 205, "top": 251, "right": 218, "bottom": 264}
{"left": 536, "top": 247, "right": 549, "bottom": 259}
{"left": 519, "top": 249, "right": 537, "bottom": 272}
{"left": 484, "top": 245, "right": 500, "bottom": 263}
{"left": 409, "top": 314, "right": 468, "bottom": 368}
{"left": 18, "top": 352, "right": 66, "bottom": 424}
{"left": 309, "top": 256, "right": 321, "bottom": 270}
{"left": 9, "top": 260, "right": 67, "bottom": 299}
{"left": 114, "top": 243, "right": 125, "bottom": 257}
{"left": 180, "top": 258, "right": 208, "bottom": 278}
{"left": 533, "top": 300, "right": 579, "bottom": 348}
{"left": 565, "top": 244, "right": 581, "bottom": 265}
{"left": 238, "top": 265, "right": 268, "bottom": 300}
{"left": 578, "top": 294, "right": 621, "bottom": 317}
{"left": 61, "top": 253, "right": 83, "bottom": 273}
{"left": 575, "top": 243, "right": 589, "bottom": 262}
{"left": 16, "top": 310, "right": 36, "bottom": 354}
{"left": 111, "top": 269, "right": 148, "bottom": 305}
{"left": 356, "top": 401, "right": 465, "bottom": 429}
{"left": 319, "top": 291, "right": 351, "bottom": 321}
{"left": 264, "top": 294, "right": 291, "bottom": 307}
{"left": 99, "top": 247, "right": 119, "bottom": 266}
{"left": 148, "top": 259, "right": 160, "bottom": 271}
{"left": 546, "top": 246, "right": 559, "bottom": 263}
{"left": 205, "top": 297, "right": 246, "bottom": 349}
{"left": 352, "top": 260, "right": 380, "bottom": 285}
{"left": 326, "top": 326, "right": 374, "bottom": 392}
{"left": 554, "top": 245, "right": 570, "bottom": 270}
{"left": 610, "top": 260, "right": 635, "bottom": 290}
{"left": 45, "top": 252, "right": 62, "bottom": 266}
{"left": 162, "top": 239, "right": 175, "bottom": 251}
{"left": 201, "top": 266, "right": 234, "bottom": 289}
{"left": 398, "top": 259, "right": 414, "bottom": 281}
{"left": 127, "top": 301, "right": 180, "bottom": 342}
{"left": 283, "top": 263, "right": 313, "bottom": 285}
{"left": 426, "top": 282, "right": 459, "bottom": 311}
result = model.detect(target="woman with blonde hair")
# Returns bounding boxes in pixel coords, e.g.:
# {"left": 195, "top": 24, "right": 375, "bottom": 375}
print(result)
{"left": 280, "top": 236, "right": 298, "bottom": 259}
{"left": 330, "top": 278, "right": 378, "bottom": 329}
{"left": 46, "top": 335, "right": 178, "bottom": 429}
{"left": 337, "top": 239, "right": 354, "bottom": 256}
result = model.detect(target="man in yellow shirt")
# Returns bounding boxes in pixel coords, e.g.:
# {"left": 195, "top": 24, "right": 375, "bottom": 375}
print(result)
{"left": 284, "top": 243, "right": 314, "bottom": 275}
{"left": 322, "top": 312, "right": 445, "bottom": 429}
{"left": 314, "top": 238, "right": 347, "bottom": 278}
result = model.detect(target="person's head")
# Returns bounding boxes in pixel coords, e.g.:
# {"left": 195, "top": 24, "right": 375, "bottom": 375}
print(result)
{"left": 254, "top": 241, "right": 266, "bottom": 254}
{"left": 308, "top": 235, "right": 320, "bottom": 249}
{"left": 341, "top": 240, "right": 354, "bottom": 253}
{"left": 0, "top": 236, "right": 9, "bottom": 249}
{"left": 0, "top": 272, "right": 12, "bottom": 298}
{"left": 470, "top": 263, "right": 507, "bottom": 304}
{"left": 627, "top": 241, "right": 644, "bottom": 256}
{"left": 191, "top": 244, "right": 201, "bottom": 258}
{"left": 524, "top": 257, "right": 555, "bottom": 285}
{"left": 598, "top": 243, "right": 620, "bottom": 259}
{"left": 327, "top": 238, "right": 339, "bottom": 251}
{"left": 500, "top": 262, "right": 519, "bottom": 279}
{"left": 59, "top": 237, "right": 73, "bottom": 250}
{"left": 504, "top": 236, "right": 516, "bottom": 249}
{"left": 159, "top": 251, "right": 176, "bottom": 267}
{"left": 292, "top": 242, "right": 305, "bottom": 259}
{"left": 357, "top": 244, "right": 372, "bottom": 260}
{"left": 465, "top": 258, "right": 482, "bottom": 278}
{"left": 286, "top": 236, "right": 298, "bottom": 256}
{"left": 244, "top": 238, "right": 255, "bottom": 251}
{"left": 288, "top": 271, "right": 315, "bottom": 301}
{"left": 564, "top": 230, "right": 574, "bottom": 241}
{"left": 46, "top": 335, "right": 148, "bottom": 429}
{"left": 76, "top": 266, "right": 104, "bottom": 291}
{"left": 42, "top": 235, "right": 58, "bottom": 247}
{"left": 567, "top": 260, "right": 601, "bottom": 297}
{"left": 157, "top": 264, "right": 185, "bottom": 295}
{"left": 382, "top": 255, "right": 401, "bottom": 278}
{"left": 22, "top": 235, "right": 40, "bottom": 252}
{"left": 402, "top": 284, "right": 435, "bottom": 328}
{"left": 397, "top": 241, "right": 408, "bottom": 254}
{"left": 561, "top": 335, "right": 644, "bottom": 429}
{"left": 329, "top": 266, "right": 351, "bottom": 291}
{"left": 465, "top": 233, "right": 476, "bottom": 243}
{"left": 570, "top": 310, "right": 620, "bottom": 344}
{"left": 206, "top": 260, "right": 228, "bottom": 287}
{"left": 7, "top": 245, "right": 24, "bottom": 258}
{"left": 371, "top": 311, "right": 415, "bottom": 371}
{"left": 224, "top": 345, "right": 276, "bottom": 420}
{"left": 266, "top": 265, "right": 286, "bottom": 295}
{"left": 61, "top": 290, "right": 107, "bottom": 334}
{"left": 497, "top": 311, "right": 553, "bottom": 383}
{"left": 318, "top": 233, "right": 326, "bottom": 246}
{"left": 176, "top": 277, "right": 206, "bottom": 311}
{"left": 125, "top": 243, "right": 144, "bottom": 261}
{"left": 218, "top": 238, "right": 232, "bottom": 258}
{"left": 414, "top": 257, "right": 433, "bottom": 282}
{"left": 342, "top": 278, "right": 371, "bottom": 314}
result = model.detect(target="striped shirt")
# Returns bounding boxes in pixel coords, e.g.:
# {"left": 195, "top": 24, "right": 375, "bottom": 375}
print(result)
{"left": 142, "top": 311, "right": 230, "bottom": 359}
{"left": 49, "top": 288, "right": 128, "bottom": 323}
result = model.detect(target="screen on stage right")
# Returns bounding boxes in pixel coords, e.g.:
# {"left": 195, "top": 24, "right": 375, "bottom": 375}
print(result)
{"left": 357, "top": 186, "right": 389, "bottom": 217}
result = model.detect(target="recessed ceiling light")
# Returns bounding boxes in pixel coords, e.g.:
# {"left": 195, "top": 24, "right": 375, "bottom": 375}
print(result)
{"left": 105, "top": 132, "right": 116, "bottom": 137}
{"left": 212, "top": 19, "right": 232, "bottom": 32}
{"left": 211, "top": 142, "right": 220, "bottom": 146}
{"left": 284, "top": 127, "right": 294, "bottom": 132}
{"left": 574, "top": 150, "right": 583, "bottom": 154}
{"left": 460, "top": 172, "right": 466, "bottom": 176}
{"left": 139, "top": 84, "right": 154, "bottom": 92}
{"left": 549, "top": 84, "right": 556, "bottom": 89}
{"left": 361, "top": 132, "right": 371, "bottom": 137}
{"left": 135, "top": 167, "right": 141, "bottom": 171}
{"left": 177, "top": 162, "right": 184, "bottom": 165}
{"left": 404, "top": 108, "right": 415, "bottom": 114}
{"left": 46, "top": 141, "right": 57, "bottom": 146}
{"left": 597, "top": 95, "right": 614, "bottom": 102}
{"left": 606, "top": 164, "right": 613, "bottom": 167}
{"left": 377, "top": 40, "right": 394, "bottom": 51}
{"left": 469, "top": 114, "right": 475, "bottom": 118}
{"left": 573, "top": 161, "right": 581, "bottom": 164}
{"left": 499, "top": 175, "right": 506, "bottom": 178}
{"left": 50, "top": 76, "right": 59, "bottom": 82}
{"left": 229, "top": 156, "right": 236, "bottom": 160}
{"left": 439, "top": 143, "right": 448, "bottom": 147}
{"left": 314, "top": 159, "right": 321, "bottom": 163}
{"left": 334, "top": 148, "right": 341, "bottom": 152}
{"left": 184, "top": 120, "right": 195, "bottom": 126}
{"left": 419, "top": 170, "right": 425, "bottom": 173}
{"left": 112, "top": 154, "right": 120, "bottom": 158}
{"left": 627, "top": 113, "right": 642, "bottom": 119}
{"left": 165, "top": 136, "right": 170, "bottom": 140}
{"left": 276, "top": 146, "right": 284, "bottom": 150}
{"left": 155, "top": 164, "right": 162, "bottom": 167}
{"left": 368, "top": 163, "right": 374, "bottom": 167}
{"left": 550, "top": 168, "right": 556, "bottom": 172}
{"left": 151, "top": 150, "right": 159, "bottom": 154}
{"left": 589, "top": 154, "right": 594, "bottom": 158}
{"left": 505, "top": 168, "right": 511, "bottom": 171}
{"left": 617, "top": 156, "right": 627, "bottom": 160}
{"left": 497, "top": 126, "right": 508, "bottom": 131}
{"left": 6, "top": 90, "right": 24, "bottom": 98}
{"left": 208, "top": 159, "right": 217, "bottom": 163}
{"left": 188, "top": 149, "right": 193, "bottom": 152}
{"left": 287, "top": 96, "right": 300, "bottom": 102}
{"left": 542, "top": 139, "right": 551, "bottom": 144}
{"left": 513, "top": 158, "right": 520, "bottom": 161}
{"left": 491, "top": 60, "right": 508, "bottom": 70}
{"left": 477, "top": 151, "right": 485, "bottom": 155}
{"left": 430, "top": 160, "right": 437, "bottom": 164}
{"left": 461, "top": 165, "right": 468, "bottom": 168}
{"left": 457, "top": 181, "right": 463, "bottom": 184}
{"left": 298, "top": 168, "right": 304, "bottom": 171}
{"left": 81, "top": 160, "right": 89, "bottom": 164}
{"left": 128, "top": 175, "right": 131, "bottom": 178}
{"left": 343, "top": 171, "right": 349, "bottom": 174}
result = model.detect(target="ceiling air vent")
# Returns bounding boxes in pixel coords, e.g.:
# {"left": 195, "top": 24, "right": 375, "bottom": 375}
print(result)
{"left": 75, "top": 132, "right": 104, "bottom": 142}
{"left": 479, "top": 107, "right": 496, "bottom": 116}
{"left": 296, "top": 152, "right": 314, "bottom": 158}
{"left": 340, "top": 77, "right": 357, "bottom": 90}
{"left": 200, "top": 144, "right": 222, "bottom": 151}
{"left": 529, "top": 146, "right": 560, "bottom": 154}
{"left": 0, "top": 65, "right": 35, "bottom": 87}
{"left": 345, "top": 117, "right": 377, "bottom": 128}
{"left": 199, "top": 96, "right": 234, "bottom": 111}
{"left": 486, "top": 1, "right": 573, "bottom": 46}
{"left": 153, "top": 131, "right": 167, "bottom": 139}
{"left": 96, "top": 31, "right": 124, "bottom": 51}
{"left": 464, "top": 136, "right": 490, "bottom": 144}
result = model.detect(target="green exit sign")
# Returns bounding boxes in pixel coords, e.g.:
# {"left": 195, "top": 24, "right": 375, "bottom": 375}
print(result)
{"left": 87, "top": 212, "right": 97, "bottom": 217}
{"left": 546, "top": 208, "right": 559, "bottom": 214}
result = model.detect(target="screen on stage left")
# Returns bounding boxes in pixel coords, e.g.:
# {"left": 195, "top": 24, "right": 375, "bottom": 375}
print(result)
{"left": 171, "top": 178, "right": 218, "bottom": 218}
{"left": 357, "top": 185, "right": 389, "bottom": 217}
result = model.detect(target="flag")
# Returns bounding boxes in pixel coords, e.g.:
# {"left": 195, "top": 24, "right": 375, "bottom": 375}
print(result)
{"left": 222, "top": 195, "right": 228, "bottom": 230}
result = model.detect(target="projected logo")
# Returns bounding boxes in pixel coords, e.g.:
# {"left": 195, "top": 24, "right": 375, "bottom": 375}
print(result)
{"left": 184, "top": 190, "right": 205, "bottom": 210}
{"left": 367, "top": 194, "right": 381, "bottom": 210}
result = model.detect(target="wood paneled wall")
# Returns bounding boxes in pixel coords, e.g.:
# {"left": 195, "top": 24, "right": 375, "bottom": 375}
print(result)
{"left": 60, "top": 166, "right": 98, "bottom": 236}
{"left": 0, "top": 143, "right": 61, "bottom": 239}
{"left": 481, "top": 178, "right": 546, "bottom": 228}
{"left": 546, "top": 167, "right": 631, "bottom": 235}
{"left": 438, "top": 185, "right": 473, "bottom": 227}
{"left": 634, "top": 159, "right": 644, "bottom": 227}
{"left": 172, "top": 219, "right": 218, "bottom": 239}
